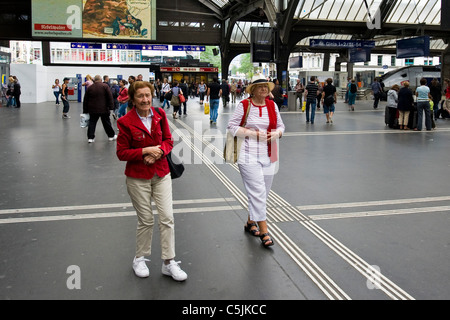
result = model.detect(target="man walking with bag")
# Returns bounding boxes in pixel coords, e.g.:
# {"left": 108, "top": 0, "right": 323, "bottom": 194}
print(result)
{"left": 83, "top": 75, "right": 117, "bottom": 143}
{"left": 371, "top": 78, "right": 383, "bottom": 109}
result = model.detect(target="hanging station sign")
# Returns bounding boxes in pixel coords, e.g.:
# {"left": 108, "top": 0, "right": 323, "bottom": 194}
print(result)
{"left": 310, "top": 39, "right": 375, "bottom": 49}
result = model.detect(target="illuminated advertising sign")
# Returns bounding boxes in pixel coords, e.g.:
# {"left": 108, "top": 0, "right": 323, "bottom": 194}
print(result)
{"left": 160, "top": 67, "right": 218, "bottom": 72}
{"left": 32, "top": 0, "right": 156, "bottom": 40}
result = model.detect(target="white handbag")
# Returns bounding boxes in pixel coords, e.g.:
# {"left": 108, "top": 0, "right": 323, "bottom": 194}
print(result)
{"left": 80, "top": 113, "right": 90, "bottom": 128}
{"left": 224, "top": 102, "right": 251, "bottom": 163}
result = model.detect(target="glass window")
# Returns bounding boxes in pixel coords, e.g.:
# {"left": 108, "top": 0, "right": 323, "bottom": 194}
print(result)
{"left": 377, "top": 55, "right": 382, "bottom": 66}
{"left": 391, "top": 56, "right": 396, "bottom": 66}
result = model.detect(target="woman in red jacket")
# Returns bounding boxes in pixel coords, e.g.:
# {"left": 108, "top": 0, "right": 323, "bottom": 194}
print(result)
{"left": 117, "top": 79, "right": 129, "bottom": 118}
{"left": 116, "top": 81, "right": 187, "bottom": 281}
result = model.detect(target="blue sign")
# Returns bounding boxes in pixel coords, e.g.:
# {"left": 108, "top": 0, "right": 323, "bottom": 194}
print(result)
{"left": 76, "top": 74, "right": 82, "bottom": 102}
{"left": 106, "top": 44, "right": 169, "bottom": 50}
{"left": 104, "top": 44, "right": 205, "bottom": 51}
{"left": 71, "top": 43, "right": 102, "bottom": 49}
{"left": 396, "top": 36, "right": 430, "bottom": 59}
{"left": 173, "top": 45, "right": 205, "bottom": 51}
{"left": 148, "top": 45, "right": 169, "bottom": 51}
{"left": 106, "top": 44, "right": 128, "bottom": 50}
{"left": 310, "top": 39, "right": 375, "bottom": 49}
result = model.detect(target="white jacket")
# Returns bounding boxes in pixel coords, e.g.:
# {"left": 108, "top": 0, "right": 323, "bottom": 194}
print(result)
{"left": 387, "top": 89, "right": 398, "bottom": 108}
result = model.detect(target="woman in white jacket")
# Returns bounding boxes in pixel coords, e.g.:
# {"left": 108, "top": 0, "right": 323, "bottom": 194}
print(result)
{"left": 387, "top": 84, "right": 399, "bottom": 128}
{"left": 226, "top": 74, "right": 285, "bottom": 248}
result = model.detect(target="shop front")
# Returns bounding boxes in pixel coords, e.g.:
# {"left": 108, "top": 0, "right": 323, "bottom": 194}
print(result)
{"left": 156, "top": 66, "right": 219, "bottom": 85}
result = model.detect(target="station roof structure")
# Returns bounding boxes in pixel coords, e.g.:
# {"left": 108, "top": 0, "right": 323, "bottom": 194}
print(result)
{"left": 0, "top": 0, "right": 447, "bottom": 58}
{"left": 198, "top": 0, "right": 448, "bottom": 55}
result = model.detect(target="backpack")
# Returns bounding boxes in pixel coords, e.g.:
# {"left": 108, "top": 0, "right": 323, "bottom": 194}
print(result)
{"left": 350, "top": 83, "right": 357, "bottom": 94}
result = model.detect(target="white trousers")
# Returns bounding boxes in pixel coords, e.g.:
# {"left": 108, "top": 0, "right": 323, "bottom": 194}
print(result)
{"left": 238, "top": 154, "right": 276, "bottom": 222}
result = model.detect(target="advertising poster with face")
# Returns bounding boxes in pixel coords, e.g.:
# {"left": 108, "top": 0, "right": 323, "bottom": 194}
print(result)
{"left": 31, "top": 0, "right": 156, "bottom": 40}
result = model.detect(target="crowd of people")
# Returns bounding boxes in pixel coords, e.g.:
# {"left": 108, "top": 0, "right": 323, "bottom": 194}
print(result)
{"left": 271, "top": 76, "right": 336, "bottom": 124}
{"left": 384, "top": 77, "right": 450, "bottom": 131}
{"left": 47, "top": 71, "right": 450, "bottom": 135}
{"left": 3, "top": 75, "right": 21, "bottom": 108}
{"left": 50, "top": 73, "right": 253, "bottom": 141}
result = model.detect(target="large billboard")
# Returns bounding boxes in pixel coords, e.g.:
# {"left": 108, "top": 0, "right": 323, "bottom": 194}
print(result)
{"left": 32, "top": 0, "right": 156, "bottom": 41}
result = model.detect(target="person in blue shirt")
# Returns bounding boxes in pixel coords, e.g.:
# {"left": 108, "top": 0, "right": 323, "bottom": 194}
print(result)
{"left": 415, "top": 78, "right": 433, "bottom": 131}
{"left": 371, "top": 78, "right": 383, "bottom": 109}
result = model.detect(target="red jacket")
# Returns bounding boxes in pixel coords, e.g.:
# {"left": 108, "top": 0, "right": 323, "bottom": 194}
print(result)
{"left": 116, "top": 107, "right": 173, "bottom": 179}
{"left": 118, "top": 87, "right": 128, "bottom": 103}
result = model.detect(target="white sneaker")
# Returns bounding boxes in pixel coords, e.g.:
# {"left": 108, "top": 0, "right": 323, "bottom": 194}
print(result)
{"left": 88, "top": 139, "right": 94, "bottom": 143}
{"left": 162, "top": 260, "right": 187, "bottom": 281}
{"left": 133, "top": 256, "right": 150, "bottom": 278}
{"left": 108, "top": 135, "right": 117, "bottom": 141}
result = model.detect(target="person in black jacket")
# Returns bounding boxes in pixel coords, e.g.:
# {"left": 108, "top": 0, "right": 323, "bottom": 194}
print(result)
{"left": 397, "top": 81, "right": 414, "bottom": 130}
{"left": 271, "top": 79, "right": 284, "bottom": 110}
{"left": 429, "top": 78, "right": 442, "bottom": 120}
{"left": 220, "top": 79, "right": 230, "bottom": 107}
{"left": 12, "top": 76, "right": 21, "bottom": 108}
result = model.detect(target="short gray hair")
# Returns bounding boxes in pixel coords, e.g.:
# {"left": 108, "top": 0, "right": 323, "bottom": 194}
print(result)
{"left": 94, "top": 75, "right": 102, "bottom": 82}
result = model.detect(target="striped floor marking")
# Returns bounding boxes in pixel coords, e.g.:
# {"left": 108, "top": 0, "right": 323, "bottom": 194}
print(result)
{"left": 173, "top": 117, "right": 416, "bottom": 300}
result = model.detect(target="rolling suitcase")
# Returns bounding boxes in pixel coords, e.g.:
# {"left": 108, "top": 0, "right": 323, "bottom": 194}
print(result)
{"left": 408, "top": 103, "right": 418, "bottom": 129}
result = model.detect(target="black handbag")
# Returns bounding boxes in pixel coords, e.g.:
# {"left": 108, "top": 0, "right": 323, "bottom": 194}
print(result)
{"left": 154, "top": 107, "right": 184, "bottom": 179}
{"left": 164, "top": 90, "right": 173, "bottom": 101}
{"left": 166, "top": 152, "right": 184, "bottom": 179}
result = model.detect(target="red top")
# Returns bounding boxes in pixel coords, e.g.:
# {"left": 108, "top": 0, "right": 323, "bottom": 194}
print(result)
{"left": 116, "top": 107, "right": 173, "bottom": 180}
{"left": 118, "top": 87, "right": 128, "bottom": 103}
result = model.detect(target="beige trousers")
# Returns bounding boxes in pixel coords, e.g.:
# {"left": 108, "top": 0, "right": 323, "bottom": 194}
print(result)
{"left": 398, "top": 110, "right": 410, "bottom": 126}
{"left": 126, "top": 174, "right": 175, "bottom": 259}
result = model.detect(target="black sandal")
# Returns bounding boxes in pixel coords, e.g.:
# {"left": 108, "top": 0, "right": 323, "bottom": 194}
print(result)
{"left": 259, "top": 233, "right": 274, "bottom": 247}
{"left": 244, "top": 222, "right": 260, "bottom": 237}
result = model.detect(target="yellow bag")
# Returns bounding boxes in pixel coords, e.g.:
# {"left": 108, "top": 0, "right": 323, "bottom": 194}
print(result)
{"left": 204, "top": 102, "right": 210, "bottom": 114}
{"left": 302, "top": 101, "right": 306, "bottom": 112}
